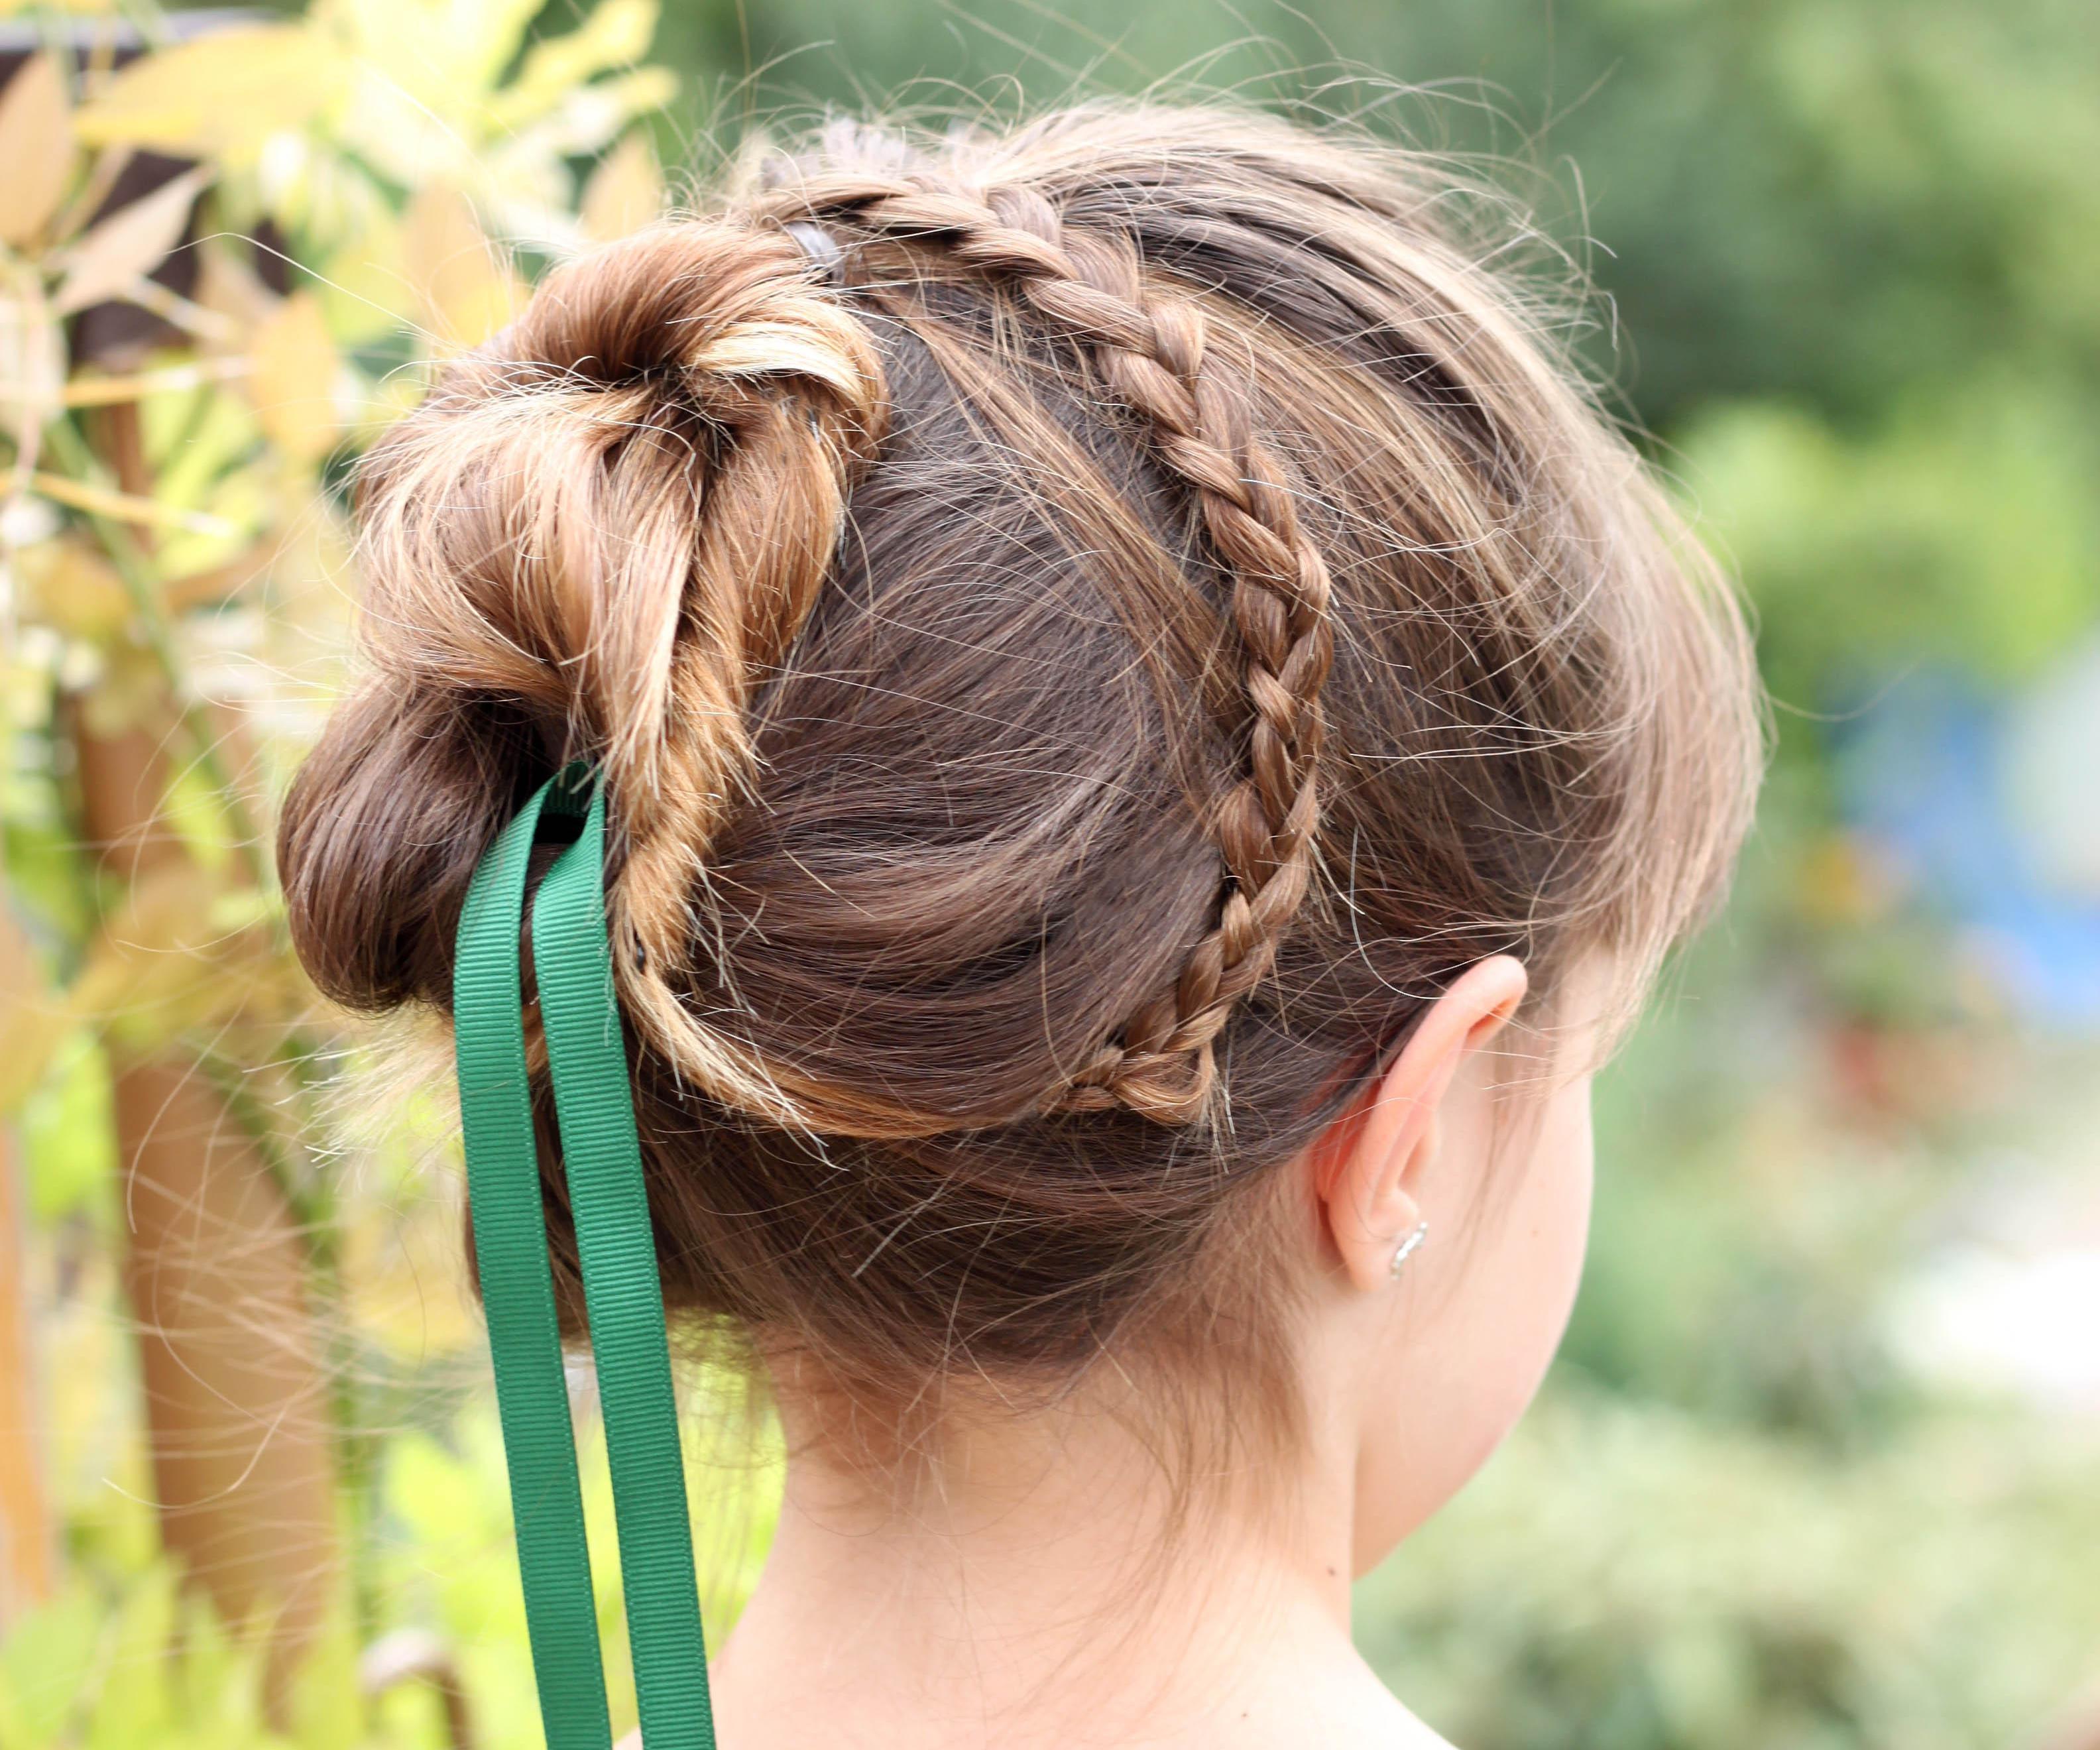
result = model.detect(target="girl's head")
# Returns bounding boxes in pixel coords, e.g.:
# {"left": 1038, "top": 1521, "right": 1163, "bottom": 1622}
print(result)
{"left": 280, "top": 103, "right": 1759, "bottom": 1564}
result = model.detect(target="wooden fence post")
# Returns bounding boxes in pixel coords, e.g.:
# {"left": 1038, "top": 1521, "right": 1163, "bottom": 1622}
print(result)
{"left": 70, "top": 401, "right": 339, "bottom": 1705}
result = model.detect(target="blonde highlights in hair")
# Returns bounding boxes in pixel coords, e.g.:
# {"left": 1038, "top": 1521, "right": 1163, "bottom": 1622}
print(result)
{"left": 280, "top": 102, "right": 1760, "bottom": 1460}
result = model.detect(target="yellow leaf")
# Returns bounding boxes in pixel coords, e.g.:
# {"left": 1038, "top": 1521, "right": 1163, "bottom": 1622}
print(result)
{"left": 581, "top": 131, "right": 664, "bottom": 242}
{"left": 70, "top": 866, "right": 292, "bottom": 1058}
{"left": 402, "top": 185, "right": 523, "bottom": 351}
{"left": 50, "top": 168, "right": 209, "bottom": 316}
{"left": 72, "top": 26, "right": 343, "bottom": 162}
{"left": 249, "top": 292, "right": 339, "bottom": 463}
{"left": 0, "top": 53, "right": 72, "bottom": 247}
{"left": 314, "top": 205, "right": 416, "bottom": 343}
{"left": 59, "top": 357, "right": 251, "bottom": 408}
{"left": 143, "top": 379, "right": 260, "bottom": 507}
{"left": 27, "top": 470, "right": 237, "bottom": 539}
{"left": 526, "top": 65, "right": 677, "bottom": 159}
{"left": 158, "top": 460, "right": 268, "bottom": 580}
{"left": 488, "top": 0, "right": 661, "bottom": 129}
{"left": 320, "top": 0, "right": 544, "bottom": 115}
{"left": 163, "top": 540, "right": 276, "bottom": 614}
{"left": 15, "top": 536, "right": 131, "bottom": 642}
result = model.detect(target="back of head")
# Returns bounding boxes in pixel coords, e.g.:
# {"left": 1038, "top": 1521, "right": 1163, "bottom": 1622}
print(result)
{"left": 279, "top": 102, "right": 1759, "bottom": 1458}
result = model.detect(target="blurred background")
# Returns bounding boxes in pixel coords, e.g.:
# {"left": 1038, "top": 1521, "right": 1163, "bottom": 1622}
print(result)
{"left": 1, "top": 1, "right": 2097, "bottom": 1745}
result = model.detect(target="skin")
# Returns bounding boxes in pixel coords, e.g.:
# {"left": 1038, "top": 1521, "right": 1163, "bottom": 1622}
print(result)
{"left": 706, "top": 954, "right": 1600, "bottom": 1749}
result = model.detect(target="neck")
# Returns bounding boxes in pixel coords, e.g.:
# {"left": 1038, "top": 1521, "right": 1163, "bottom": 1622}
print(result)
{"left": 709, "top": 1366, "right": 1399, "bottom": 1749}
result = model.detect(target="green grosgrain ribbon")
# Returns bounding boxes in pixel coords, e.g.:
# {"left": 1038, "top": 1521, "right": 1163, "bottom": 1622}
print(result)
{"left": 454, "top": 764, "right": 715, "bottom": 1749}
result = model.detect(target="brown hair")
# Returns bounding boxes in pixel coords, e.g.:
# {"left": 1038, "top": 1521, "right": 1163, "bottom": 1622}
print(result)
{"left": 279, "top": 103, "right": 1759, "bottom": 1462}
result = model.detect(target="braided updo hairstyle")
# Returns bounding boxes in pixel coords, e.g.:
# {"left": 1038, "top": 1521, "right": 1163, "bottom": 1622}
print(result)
{"left": 280, "top": 105, "right": 1760, "bottom": 1455}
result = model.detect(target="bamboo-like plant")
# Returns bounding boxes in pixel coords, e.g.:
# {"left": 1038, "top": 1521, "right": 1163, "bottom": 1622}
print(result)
{"left": 0, "top": 0, "right": 671, "bottom": 1721}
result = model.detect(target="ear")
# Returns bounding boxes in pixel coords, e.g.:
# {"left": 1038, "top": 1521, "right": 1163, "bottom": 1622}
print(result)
{"left": 1309, "top": 955, "right": 1529, "bottom": 1294}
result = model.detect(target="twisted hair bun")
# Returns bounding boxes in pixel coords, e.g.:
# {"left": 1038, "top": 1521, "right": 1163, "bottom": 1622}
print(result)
{"left": 284, "top": 220, "right": 886, "bottom": 1122}
{"left": 280, "top": 106, "right": 1757, "bottom": 1433}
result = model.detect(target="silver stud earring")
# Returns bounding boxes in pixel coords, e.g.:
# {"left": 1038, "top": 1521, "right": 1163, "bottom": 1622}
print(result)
{"left": 1389, "top": 1220, "right": 1430, "bottom": 1281}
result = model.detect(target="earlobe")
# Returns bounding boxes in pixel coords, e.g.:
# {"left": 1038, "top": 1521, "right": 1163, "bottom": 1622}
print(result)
{"left": 1386, "top": 1218, "right": 1430, "bottom": 1281}
{"left": 1322, "top": 1098, "right": 1431, "bottom": 1296}
{"left": 1311, "top": 955, "right": 1529, "bottom": 1295}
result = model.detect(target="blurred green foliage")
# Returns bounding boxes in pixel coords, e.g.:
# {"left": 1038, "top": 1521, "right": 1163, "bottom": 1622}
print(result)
{"left": 648, "top": 0, "right": 2100, "bottom": 742}
{"left": 0, "top": 1407, "right": 775, "bottom": 1749}
{"left": 1358, "top": 1389, "right": 2100, "bottom": 1750}
{"left": 652, "top": 0, "right": 2100, "bottom": 423}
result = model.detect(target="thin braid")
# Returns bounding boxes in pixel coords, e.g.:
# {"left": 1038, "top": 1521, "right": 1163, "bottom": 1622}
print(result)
{"left": 758, "top": 173, "right": 1336, "bottom": 1124}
